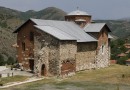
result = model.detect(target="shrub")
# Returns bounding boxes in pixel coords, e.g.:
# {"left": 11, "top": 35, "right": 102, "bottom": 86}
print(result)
{"left": 6, "top": 56, "right": 15, "bottom": 65}
{"left": 117, "top": 57, "right": 128, "bottom": 65}
{"left": 0, "top": 54, "right": 5, "bottom": 66}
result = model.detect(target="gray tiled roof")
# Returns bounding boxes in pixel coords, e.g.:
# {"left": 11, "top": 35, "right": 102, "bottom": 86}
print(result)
{"left": 84, "top": 23, "right": 106, "bottom": 32}
{"left": 34, "top": 25, "right": 78, "bottom": 40}
{"left": 31, "top": 18, "right": 97, "bottom": 42}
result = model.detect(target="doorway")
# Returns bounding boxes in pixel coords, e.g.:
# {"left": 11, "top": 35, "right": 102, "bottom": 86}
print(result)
{"left": 29, "top": 59, "right": 34, "bottom": 71}
{"left": 41, "top": 64, "right": 46, "bottom": 76}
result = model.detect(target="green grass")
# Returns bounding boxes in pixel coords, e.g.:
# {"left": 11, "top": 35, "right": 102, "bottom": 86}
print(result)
{"left": 0, "top": 75, "right": 28, "bottom": 85}
{"left": 2, "top": 64, "right": 130, "bottom": 90}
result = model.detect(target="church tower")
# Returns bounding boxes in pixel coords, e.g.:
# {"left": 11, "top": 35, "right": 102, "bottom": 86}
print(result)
{"left": 65, "top": 8, "right": 92, "bottom": 28}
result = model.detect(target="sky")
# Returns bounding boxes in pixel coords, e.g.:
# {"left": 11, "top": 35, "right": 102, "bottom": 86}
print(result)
{"left": 0, "top": 0, "right": 130, "bottom": 20}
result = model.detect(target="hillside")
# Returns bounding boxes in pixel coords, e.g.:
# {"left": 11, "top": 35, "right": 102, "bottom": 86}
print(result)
{"left": 0, "top": 7, "right": 66, "bottom": 61}
{"left": 0, "top": 6, "right": 130, "bottom": 61}
{"left": 95, "top": 20, "right": 130, "bottom": 38}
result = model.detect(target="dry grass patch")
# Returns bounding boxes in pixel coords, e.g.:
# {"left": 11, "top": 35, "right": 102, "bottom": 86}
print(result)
{"left": 0, "top": 75, "right": 28, "bottom": 85}
{"left": 66, "top": 64, "right": 130, "bottom": 85}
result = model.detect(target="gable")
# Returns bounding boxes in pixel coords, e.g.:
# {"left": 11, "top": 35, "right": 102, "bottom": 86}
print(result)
{"left": 13, "top": 19, "right": 35, "bottom": 33}
{"left": 84, "top": 23, "right": 111, "bottom": 33}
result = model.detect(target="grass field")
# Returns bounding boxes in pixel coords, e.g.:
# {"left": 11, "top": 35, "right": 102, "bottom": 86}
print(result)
{"left": 0, "top": 75, "right": 28, "bottom": 85}
{"left": 1, "top": 64, "right": 130, "bottom": 90}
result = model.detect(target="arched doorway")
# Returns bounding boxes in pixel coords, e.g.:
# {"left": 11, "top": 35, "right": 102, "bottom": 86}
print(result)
{"left": 29, "top": 59, "right": 34, "bottom": 71}
{"left": 41, "top": 64, "right": 46, "bottom": 76}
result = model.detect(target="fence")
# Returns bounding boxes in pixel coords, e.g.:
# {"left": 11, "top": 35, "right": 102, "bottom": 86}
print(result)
{"left": 0, "top": 72, "right": 14, "bottom": 78}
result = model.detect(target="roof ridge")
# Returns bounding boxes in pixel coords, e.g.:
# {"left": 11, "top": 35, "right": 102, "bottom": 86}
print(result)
{"left": 34, "top": 25, "right": 77, "bottom": 40}
{"left": 35, "top": 24, "right": 79, "bottom": 40}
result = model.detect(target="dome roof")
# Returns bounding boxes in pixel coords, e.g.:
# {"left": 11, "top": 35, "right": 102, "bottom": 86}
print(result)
{"left": 68, "top": 10, "right": 90, "bottom": 16}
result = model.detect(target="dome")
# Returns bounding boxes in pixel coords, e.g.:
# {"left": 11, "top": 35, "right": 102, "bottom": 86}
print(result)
{"left": 68, "top": 10, "right": 90, "bottom": 16}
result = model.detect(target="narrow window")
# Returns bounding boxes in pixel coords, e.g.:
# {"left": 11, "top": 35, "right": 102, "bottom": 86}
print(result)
{"left": 22, "top": 42, "right": 25, "bottom": 51}
{"left": 102, "top": 45, "right": 104, "bottom": 54}
{"left": 30, "top": 32, "right": 34, "bottom": 41}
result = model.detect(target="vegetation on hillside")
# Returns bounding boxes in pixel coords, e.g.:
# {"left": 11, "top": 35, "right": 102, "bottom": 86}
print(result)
{"left": 111, "top": 39, "right": 130, "bottom": 64}
{"left": 95, "top": 20, "right": 130, "bottom": 39}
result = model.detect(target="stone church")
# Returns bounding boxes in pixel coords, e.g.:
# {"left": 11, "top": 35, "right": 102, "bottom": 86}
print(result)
{"left": 13, "top": 9, "right": 112, "bottom": 77}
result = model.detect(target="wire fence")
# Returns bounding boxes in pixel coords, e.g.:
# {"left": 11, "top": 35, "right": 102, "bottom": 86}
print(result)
{"left": 0, "top": 72, "right": 14, "bottom": 78}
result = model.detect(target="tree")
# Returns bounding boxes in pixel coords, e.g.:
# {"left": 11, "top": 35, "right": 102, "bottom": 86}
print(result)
{"left": 110, "top": 39, "right": 128, "bottom": 61}
{"left": 117, "top": 57, "right": 128, "bottom": 65}
{"left": 0, "top": 54, "right": 5, "bottom": 66}
{"left": 6, "top": 56, "right": 15, "bottom": 65}
{"left": 127, "top": 52, "right": 130, "bottom": 58}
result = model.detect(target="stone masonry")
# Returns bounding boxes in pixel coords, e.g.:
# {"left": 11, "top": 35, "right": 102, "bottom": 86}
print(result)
{"left": 76, "top": 42, "right": 97, "bottom": 71}
{"left": 33, "top": 29, "right": 77, "bottom": 77}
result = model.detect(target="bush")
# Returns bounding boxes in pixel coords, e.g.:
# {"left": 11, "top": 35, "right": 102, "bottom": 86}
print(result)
{"left": 0, "top": 81, "right": 3, "bottom": 86}
{"left": 6, "top": 56, "right": 15, "bottom": 65}
{"left": 0, "top": 54, "right": 5, "bottom": 66}
{"left": 117, "top": 57, "right": 128, "bottom": 65}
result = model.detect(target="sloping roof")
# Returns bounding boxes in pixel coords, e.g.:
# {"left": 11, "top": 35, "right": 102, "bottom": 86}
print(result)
{"left": 117, "top": 53, "right": 126, "bottom": 57}
{"left": 125, "top": 50, "right": 130, "bottom": 54}
{"left": 14, "top": 18, "right": 97, "bottom": 42}
{"left": 84, "top": 23, "right": 111, "bottom": 32}
{"left": 126, "top": 59, "right": 130, "bottom": 62}
{"left": 67, "top": 10, "right": 90, "bottom": 16}
{"left": 34, "top": 25, "right": 77, "bottom": 40}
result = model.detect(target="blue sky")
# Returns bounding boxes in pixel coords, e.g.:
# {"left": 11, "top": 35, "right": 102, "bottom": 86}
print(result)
{"left": 0, "top": 0, "right": 130, "bottom": 20}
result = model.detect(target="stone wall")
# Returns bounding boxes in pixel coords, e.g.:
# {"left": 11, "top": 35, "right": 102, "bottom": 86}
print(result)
{"left": 17, "top": 20, "right": 35, "bottom": 70}
{"left": 76, "top": 42, "right": 97, "bottom": 71}
{"left": 34, "top": 29, "right": 60, "bottom": 76}
{"left": 87, "top": 26, "right": 110, "bottom": 68}
{"left": 96, "top": 44, "right": 109, "bottom": 68}
{"left": 34, "top": 30, "right": 77, "bottom": 77}
{"left": 96, "top": 27, "right": 110, "bottom": 68}
{"left": 59, "top": 41, "right": 77, "bottom": 76}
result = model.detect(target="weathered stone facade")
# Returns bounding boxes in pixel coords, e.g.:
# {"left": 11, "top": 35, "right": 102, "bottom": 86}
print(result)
{"left": 96, "top": 44, "right": 109, "bottom": 68}
{"left": 88, "top": 27, "right": 110, "bottom": 68}
{"left": 60, "top": 41, "right": 77, "bottom": 76}
{"left": 34, "top": 29, "right": 60, "bottom": 76}
{"left": 16, "top": 20, "right": 35, "bottom": 70}
{"left": 33, "top": 29, "right": 77, "bottom": 76}
{"left": 76, "top": 42, "right": 97, "bottom": 71}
